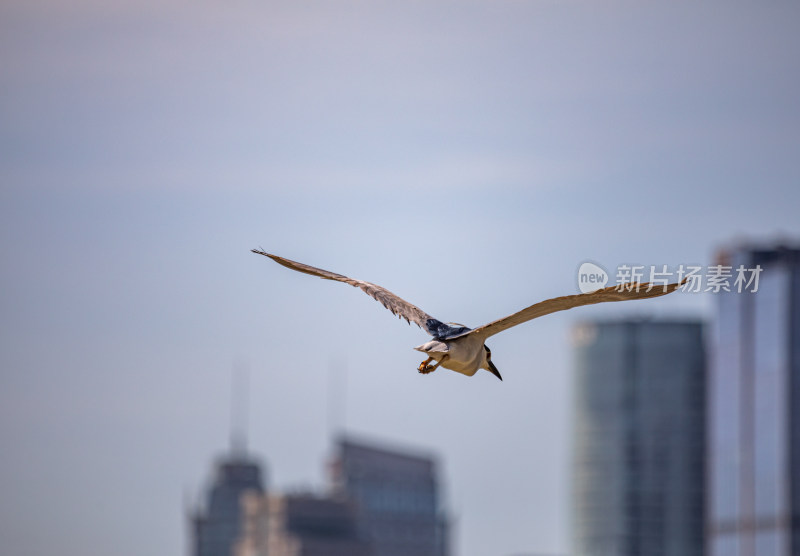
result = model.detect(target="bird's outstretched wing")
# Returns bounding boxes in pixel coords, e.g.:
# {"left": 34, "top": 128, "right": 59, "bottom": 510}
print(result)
{"left": 252, "top": 250, "right": 447, "bottom": 337}
{"left": 451, "top": 279, "right": 686, "bottom": 341}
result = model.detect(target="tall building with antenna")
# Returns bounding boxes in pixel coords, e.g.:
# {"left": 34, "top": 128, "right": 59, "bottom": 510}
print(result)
{"left": 190, "top": 453, "right": 266, "bottom": 556}
{"left": 189, "top": 369, "right": 265, "bottom": 556}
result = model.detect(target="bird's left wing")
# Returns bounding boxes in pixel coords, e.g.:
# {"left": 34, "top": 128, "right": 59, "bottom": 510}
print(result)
{"left": 252, "top": 250, "right": 443, "bottom": 336}
{"left": 452, "top": 279, "right": 686, "bottom": 341}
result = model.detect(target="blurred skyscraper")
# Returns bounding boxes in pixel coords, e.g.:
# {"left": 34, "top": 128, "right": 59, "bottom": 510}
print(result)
{"left": 329, "top": 437, "right": 450, "bottom": 556}
{"left": 708, "top": 244, "right": 800, "bottom": 556}
{"left": 190, "top": 448, "right": 266, "bottom": 556}
{"left": 571, "top": 319, "right": 705, "bottom": 556}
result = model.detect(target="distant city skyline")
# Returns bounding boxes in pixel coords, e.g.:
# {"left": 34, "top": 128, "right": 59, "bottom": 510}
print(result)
{"left": 191, "top": 433, "right": 449, "bottom": 556}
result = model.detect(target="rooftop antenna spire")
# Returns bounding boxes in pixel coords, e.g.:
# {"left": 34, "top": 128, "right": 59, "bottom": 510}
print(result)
{"left": 230, "top": 362, "right": 249, "bottom": 456}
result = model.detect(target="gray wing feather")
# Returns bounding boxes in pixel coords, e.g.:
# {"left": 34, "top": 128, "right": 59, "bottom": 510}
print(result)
{"left": 252, "top": 250, "right": 440, "bottom": 335}
{"left": 454, "top": 280, "right": 686, "bottom": 340}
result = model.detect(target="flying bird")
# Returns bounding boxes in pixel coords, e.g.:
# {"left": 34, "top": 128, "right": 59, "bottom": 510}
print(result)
{"left": 252, "top": 250, "right": 684, "bottom": 381}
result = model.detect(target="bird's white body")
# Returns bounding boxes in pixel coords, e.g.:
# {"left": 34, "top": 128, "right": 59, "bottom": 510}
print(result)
{"left": 415, "top": 336, "right": 487, "bottom": 377}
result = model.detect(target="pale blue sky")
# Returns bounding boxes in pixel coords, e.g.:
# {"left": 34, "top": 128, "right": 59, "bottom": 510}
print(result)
{"left": 1, "top": 2, "right": 799, "bottom": 555}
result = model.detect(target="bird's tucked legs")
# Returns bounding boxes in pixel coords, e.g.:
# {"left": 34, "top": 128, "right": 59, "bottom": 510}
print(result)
{"left": 418, "top": 355, "right": 448, "bottom": 374}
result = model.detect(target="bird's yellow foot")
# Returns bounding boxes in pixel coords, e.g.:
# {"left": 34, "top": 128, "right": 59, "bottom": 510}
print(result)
{"left": 418, "top": 355, "right": 447, "bottom": 375}
{"left": 418, "top": 357, "right": 434, "bottom": 373}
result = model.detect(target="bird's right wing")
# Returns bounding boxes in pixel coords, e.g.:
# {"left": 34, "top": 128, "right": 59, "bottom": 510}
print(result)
{"left": 455, "top": 279, "right": 686, "bottom": 341}
{"left": 252, "top": 250, "right": 445, "bottom": 336}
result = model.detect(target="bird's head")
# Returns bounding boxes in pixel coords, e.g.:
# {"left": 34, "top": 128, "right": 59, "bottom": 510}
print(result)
{"left": 482, "top": 345, "right": 502, "bottom": 381}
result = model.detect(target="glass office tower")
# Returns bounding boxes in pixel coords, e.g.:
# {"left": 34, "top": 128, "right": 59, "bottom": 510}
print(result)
{"left": 708, "top": 244, "right": 800, "bottom": 556}
{"left": 329, "top": 437, "right": 449, "bottom": 556}
{"left": 572, "top": 319, "right": 705, "bottom": 556}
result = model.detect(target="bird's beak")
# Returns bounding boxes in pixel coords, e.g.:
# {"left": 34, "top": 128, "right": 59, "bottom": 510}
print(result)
{"left": 487, "top": 360, "right": 503, "bottom": 381}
